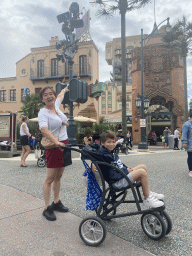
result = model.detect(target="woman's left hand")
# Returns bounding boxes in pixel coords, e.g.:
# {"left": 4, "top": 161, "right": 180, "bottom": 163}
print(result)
{"left": 63, "top": 85, "right": 69, "bottom": 93}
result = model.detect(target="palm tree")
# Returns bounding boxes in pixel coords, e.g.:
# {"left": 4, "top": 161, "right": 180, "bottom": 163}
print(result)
{"left": 90, "top": 0, "right": 151, "bottom": 136}
{"left": 163, "top": 16, "right": 192, "bottom": 121}
{"left": 19, "top": 93, "right": 44, "bottom": 119}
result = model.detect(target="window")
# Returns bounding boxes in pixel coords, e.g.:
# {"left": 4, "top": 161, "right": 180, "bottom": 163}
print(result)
{"left": 119, "top": 104, "right": 122, "bottom": 108}
{"left": 102, "top": 91, "right": 105, "bottom": 95}
{"left": 65, "top": 59, "right": 69, "bottom": 76}
{"left": 108, "top": 111, "right": 111, "bottom": 114}
{"left": 37, "top": 60, "right": 44, "bottom": 77}
{"left": 102, "top": 104, "right": 106, "bottom": 108}
{"left": 21, "top": 89, "right": 24, "bottom": 101}
{"left": 108, "top": 91, "right": 111, "bottom": 95}
{"left": 108, "top": 96, "right": 111, "bottom": 101}
{"left": 126, "top": 103, "right": 129, "bottom": 108}
{"left": 79, "top": 55, "right": 87, "bottom": 75}
{"left": 108, "top": 104, "right": 111, "bottom": 108}
{"left": 21, "top": 69, "right": 27, "bottom": 76}
{"left": 51, "top": 58, "right": 58, "bottom": 76}
{"left": 102, "top": 97, "right": 105, "bottom": 101}
{"left": 10, "top": 89, "right": 16, "bottom": 101}
{"left": 102, "top": 111, "right": 106, "bottom": 114}
{"left": 35, "top": 88, "right": 42, "bottom": 94}
{"left": 0, "top": 90, "right": 6, "bottom": 102}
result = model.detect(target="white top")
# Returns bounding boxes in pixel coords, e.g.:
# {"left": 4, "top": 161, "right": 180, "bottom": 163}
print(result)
{"left": 20, "top": 122, "right": 29, "bottom": 136}
{"left": 174, "top": 129, "right": 179, "bottom": 139}
{"left": 38, "top": 98, "right": 68, "bottom": 141}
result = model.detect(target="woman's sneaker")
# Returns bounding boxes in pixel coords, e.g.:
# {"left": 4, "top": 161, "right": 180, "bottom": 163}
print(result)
{"left": 51, "top": 200, "right": 69, "bottom": 212}
{"left": 43, "top": 206, "right": 56, "bottom": 221}
{"left": 143, "top": 195, "right": 164, "bottom": 208}
{"left": 150, "top": 191, "right": 164, "bottom": 200}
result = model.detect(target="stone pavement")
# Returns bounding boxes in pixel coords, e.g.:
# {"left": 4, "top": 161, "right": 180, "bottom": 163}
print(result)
{"left": 0, "top": 184, "right": 154, "bottom": 256}
{"left": 0, "top": 146, "right": 191, "bottom": 256}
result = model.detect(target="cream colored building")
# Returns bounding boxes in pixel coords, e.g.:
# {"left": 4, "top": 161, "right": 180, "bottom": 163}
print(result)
{"left": 0, "top": 37, "right": 99, "bottom": 120}
{"left": 99, "top": 81, "right": 132, "bottom": 115}
{"left": 98, "top": 35, "right": 145, "bottom": 123}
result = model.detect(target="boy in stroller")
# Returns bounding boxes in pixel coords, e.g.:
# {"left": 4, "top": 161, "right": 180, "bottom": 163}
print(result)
{"left": 98, "top": 130, "right": 164, "bottom": 208}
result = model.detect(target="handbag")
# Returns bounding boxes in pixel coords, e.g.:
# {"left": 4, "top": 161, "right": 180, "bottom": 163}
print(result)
{"left": 62, "top": 147, "right": 72, "bottom": 167}
{"left": 41, "top": 136, "right": 59, "bottom": 149}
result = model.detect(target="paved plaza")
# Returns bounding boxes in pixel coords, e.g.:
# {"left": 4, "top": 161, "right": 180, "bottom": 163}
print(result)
{"left": 0, "top": 146, "right": 192, "bottom": 256}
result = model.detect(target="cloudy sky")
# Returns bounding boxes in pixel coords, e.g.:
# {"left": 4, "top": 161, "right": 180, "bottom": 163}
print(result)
{"left": 1, "top": 0, "right": 192, "bottom": 98}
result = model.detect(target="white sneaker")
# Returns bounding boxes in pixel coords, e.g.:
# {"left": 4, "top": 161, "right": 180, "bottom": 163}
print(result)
{"left": 143, "top": 195, "right": 164, "bottom": 208}
{"left": 150, "top": 191, "right": 164, "bottom": 200}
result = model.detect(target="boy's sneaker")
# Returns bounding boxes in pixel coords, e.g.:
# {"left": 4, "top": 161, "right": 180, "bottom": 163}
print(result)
{"left": 43, "top": 206, "right": 56, "bottom": 221}
{"left": 51, "top": 200, "right": 69, "bottom": 212}
{"left": 150, "top": 191, "right": 164, "bottom": 200}
{"left": 143, "top": 195, "right": 164, "bottom": 208}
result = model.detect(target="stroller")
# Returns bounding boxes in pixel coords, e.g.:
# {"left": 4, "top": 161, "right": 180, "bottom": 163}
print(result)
{"left": 62, "top": 144, "right": 172, "bottom": 247}
{"left": 34, "top": 138, "right": 46, "bottom": 167}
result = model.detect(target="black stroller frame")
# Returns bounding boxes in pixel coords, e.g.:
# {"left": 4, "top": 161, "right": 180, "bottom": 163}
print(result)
{"left": 63, "top": 144, "right": 172, "bottom": 246}
{"left": 34, "top": 139, "right": 46, "bottom": 168}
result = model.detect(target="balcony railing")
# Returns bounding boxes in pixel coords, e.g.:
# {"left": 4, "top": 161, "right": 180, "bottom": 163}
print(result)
{"left": 30, "top": 63, "right": 91, "bottom": 81}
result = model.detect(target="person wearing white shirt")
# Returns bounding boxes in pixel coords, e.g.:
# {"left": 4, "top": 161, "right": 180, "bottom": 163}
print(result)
{"left": 38, "top": 85, "right": 69, "bottom": 221}
{"left": 174, "top": 127, "right": 180, "bottom": 150}
{"left": 20, "top": 116, "right": 35, "bottom": 167}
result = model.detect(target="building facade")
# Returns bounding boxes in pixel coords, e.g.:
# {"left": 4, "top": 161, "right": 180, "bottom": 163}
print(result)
{"left": 0, "top": 37, "right": 99, "bottom": 120}
{"left": 105, "top": 28, "right": 185, "bottom": 143}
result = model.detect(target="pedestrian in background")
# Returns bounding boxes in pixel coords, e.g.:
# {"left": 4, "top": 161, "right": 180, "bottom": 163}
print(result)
{"left": 20, "top": 116, "right": 35, "bottom": 167}
{"left": 127, "top": 130, "right": 132, "bottom": 148}
{"left": 38, "top": 85, "right": 69, "bottom": 221}
{"left": 174, "top": 127, "right": 180, "bottom": 150}
{"left": 163, "top": 127, "right": 171, "bottom": 148}
{"left": 182, "top": 109, "right": 192, "bottom": 177}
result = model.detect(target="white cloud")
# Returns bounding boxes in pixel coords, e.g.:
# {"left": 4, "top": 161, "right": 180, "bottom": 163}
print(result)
{"left": 0, "top": 0, "right": 192, "bottom": 84}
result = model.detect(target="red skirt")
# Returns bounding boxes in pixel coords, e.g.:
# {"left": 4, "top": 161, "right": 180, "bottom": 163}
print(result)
{"left": 45, "top": 139, "right": 69, "bottom": 168}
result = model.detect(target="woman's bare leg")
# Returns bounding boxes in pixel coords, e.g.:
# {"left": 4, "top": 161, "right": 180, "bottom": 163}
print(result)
{"left": 52, "top": 167, "right": 65, "bottom": 203}
{"left": 20, "top": 146, "right": 26, "bottom": 165}
{"left": 22, "top": 145, "right": 31, "bottom": 165}
{"left": 43, "top": 168, "right": 59, "bottom": 208}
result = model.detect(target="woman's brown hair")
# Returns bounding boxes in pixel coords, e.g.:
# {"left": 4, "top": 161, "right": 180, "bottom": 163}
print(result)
{"left": 39, "top": 86, "right": 57, "bottom": 100}
{"left": 22, "top": 116, "right": 28, "bottom": 122}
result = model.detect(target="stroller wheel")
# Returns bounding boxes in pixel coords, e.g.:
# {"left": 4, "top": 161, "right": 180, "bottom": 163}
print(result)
{"left": 160, "top": 211, "right": 172, "bottom": 235}
{"left": 141, "top": 212, "right": 166, "bottom": 240}
{"left": 37, "top": 158, "right": 46, "bottom": 168}
{"left": 79, "top": 216, "right": 106, "bottom": 246}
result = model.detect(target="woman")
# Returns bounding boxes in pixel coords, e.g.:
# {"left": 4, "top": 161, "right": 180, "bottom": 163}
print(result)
{"left": 38, "top": 86, "right": 69, "bottom": 221}
{"left": 20, "top": 116, "right": 35, "bottom": 167}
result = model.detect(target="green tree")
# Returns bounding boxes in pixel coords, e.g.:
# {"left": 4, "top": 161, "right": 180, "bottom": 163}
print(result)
{"left": 19, "top": 93, "right": 44, "bottom": 119}
{"left": 162, "top": 16, "right": 192, "bottom": 121}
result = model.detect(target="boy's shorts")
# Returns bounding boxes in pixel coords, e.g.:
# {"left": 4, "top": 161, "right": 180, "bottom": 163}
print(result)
{"left": 113, "top": 173, "right": 135, "bottom": 189}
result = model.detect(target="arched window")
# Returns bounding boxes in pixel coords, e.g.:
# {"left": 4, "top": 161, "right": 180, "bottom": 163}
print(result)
{"left": 51, "top": 58, "right": 58, "bottom": 76}
{"left": 79, "top": 55, "right": 87, "bottom": 75}
{"left": 37, "top": 60, "right": 44, "bottom": 77}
